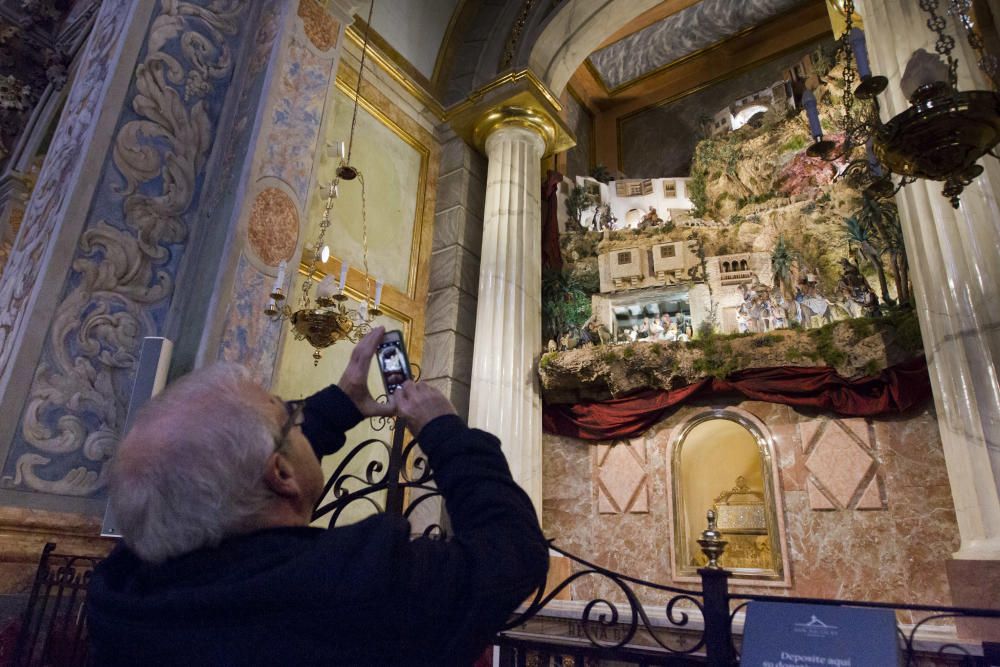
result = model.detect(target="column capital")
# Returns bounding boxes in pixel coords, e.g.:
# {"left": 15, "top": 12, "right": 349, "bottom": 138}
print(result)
{"left": 445, "top": 69, "right": 576, "bottom": 158}
{"left": 478, "top": 107, "right": 552, "bottom": 155}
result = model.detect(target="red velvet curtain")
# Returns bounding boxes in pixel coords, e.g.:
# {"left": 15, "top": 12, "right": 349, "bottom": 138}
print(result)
{"left": 542, "top": 357, "right": 932, "bottom": 441}
{"left": 542, "top": 169, "right": 563, "bottom": 270}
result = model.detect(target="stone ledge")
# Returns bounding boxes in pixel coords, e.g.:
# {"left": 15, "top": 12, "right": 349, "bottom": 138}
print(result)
{"left": 539, "top": 315, "right": 922, "bottom": 402}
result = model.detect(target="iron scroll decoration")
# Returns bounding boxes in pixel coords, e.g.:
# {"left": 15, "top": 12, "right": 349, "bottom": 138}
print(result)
{"left": 505, "top": 543, "right": 711, "bottom": 656}
{"left": 312, "top": 406, "right": 1000, "bottom": 664}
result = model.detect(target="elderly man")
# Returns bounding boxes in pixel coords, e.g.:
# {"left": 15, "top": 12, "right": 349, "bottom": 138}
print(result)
{"left": 87, "top": 327, "right": 548, "bottom": 666}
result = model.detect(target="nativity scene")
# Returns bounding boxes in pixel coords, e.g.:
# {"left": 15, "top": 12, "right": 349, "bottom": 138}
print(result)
{"left": 0, "top": 0, "right": 996, "bottom": 663}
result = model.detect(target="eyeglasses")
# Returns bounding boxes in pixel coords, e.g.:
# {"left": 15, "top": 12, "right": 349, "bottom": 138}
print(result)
{"left": 276, "top": 400, "right": 305, "bottom": 451}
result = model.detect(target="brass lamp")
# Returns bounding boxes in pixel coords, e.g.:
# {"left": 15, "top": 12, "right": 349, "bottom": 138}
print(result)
{"left": 263, "top": 175, "right": 385, "bottom": 364}
{"left": 810, "top": 0, "right": 1000, "bottom": 208}
{"left": 263, "top": 0, "right": 383, "bottom": 364}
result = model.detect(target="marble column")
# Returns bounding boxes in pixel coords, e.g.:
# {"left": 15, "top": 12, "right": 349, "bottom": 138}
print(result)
{"left": 857, "top": 1, "right": 1000, "bottom": 564}
{"left": 469, "top": 124, "right": 545, "bottom": 518}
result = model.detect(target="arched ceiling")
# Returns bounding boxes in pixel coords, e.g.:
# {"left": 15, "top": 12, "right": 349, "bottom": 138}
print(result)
{"left": 352, "top": 0, "right": 835, "bottom": 121}
{"left": 526, "top": 0, "right": 662, "bottom": 97}
{"left": 553, "top": 0, "right": 833, "bottom": 115}
{"left": 587, "top": 0, "right": 813, "bottom": 91}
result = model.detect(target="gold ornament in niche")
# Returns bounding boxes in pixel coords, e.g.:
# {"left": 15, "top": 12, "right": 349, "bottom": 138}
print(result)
{"left": 692, "top": 477, "right": 772, "bottom": 571}
{"left": 248, "top": 188, "right": 299, "bottom": 266}
{"left": 298, "top": 0, "right": 340, "bottom": 52}
{"left": 671, "top": 414, "right": 785, "bottom": 582}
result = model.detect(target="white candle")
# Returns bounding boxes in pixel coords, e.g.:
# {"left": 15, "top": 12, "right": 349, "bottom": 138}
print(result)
{"left": 359, "top": 301, "right": 368, "bottom": 319}
{"left": 338, "top": 262, "right": 349, "bottom": 292}
{"left": 274, "top": 260, "right": 286, "bottom": 291}
{"left": 374, "top": 280, "right": 383, "bottom": 309}
{"left": 316, "top": 275, "right": 337, "bottom": 299}
{"left": 333, "top": 141, "right": 345, "bottom": 159}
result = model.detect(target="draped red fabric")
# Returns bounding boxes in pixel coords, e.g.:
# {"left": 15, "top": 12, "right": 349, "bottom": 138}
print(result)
{"left": 541, "top": 169, "right": 563, "bottom": 270}
{"left": 542, "top": 357, "right": 932, "bottom": 441}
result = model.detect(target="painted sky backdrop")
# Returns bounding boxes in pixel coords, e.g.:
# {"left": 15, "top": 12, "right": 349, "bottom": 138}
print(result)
{"left": 590, "top": 0, "right": 811, "bottom": 90}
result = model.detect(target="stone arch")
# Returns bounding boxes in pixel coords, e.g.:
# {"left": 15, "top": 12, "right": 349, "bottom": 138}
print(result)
{"left": 732, "top": 104, "right": 769, "bottom": 130}
{"left": 528, "top": 0, "right": 661, "bottom": 95}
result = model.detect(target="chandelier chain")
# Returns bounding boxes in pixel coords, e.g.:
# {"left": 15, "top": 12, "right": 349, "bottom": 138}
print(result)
{"left": 360, "top": 172, "right": 371, "bottom": 304}
{"left": 840, "top": 1, "right": 857, "bottom": 143}
{"left": 920, "top": 0, "right": 960, "bottom": 87}
{"left": 949, "top": 0, "right": 1000, "bottom": 89}
{"left": 300, "top": 179, "right": 339, "bottom": 309}
{"left": 346, "top": 0, "right": 376, "bottom": 166}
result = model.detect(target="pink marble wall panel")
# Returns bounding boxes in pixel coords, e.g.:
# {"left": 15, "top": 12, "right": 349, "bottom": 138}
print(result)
{"left": 802, "top": 418, "right": 880, "bottom": 510}
{"left": 596, "top": 439, "right": 649, "bottom": 514}
{"left": 542, "top": 400, "right": 959, "bottom": 608}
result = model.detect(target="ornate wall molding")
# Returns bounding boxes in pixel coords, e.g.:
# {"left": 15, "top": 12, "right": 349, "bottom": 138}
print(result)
{"left": 218, "top": 251, "right": 283, "bottom": 387}
{"left": 1, "top": 0, "right": 250, "bottom": 498}
{"left": 298, "top": 0, "right": 340, "bottom": 53}
{"left": 258, "top": 35, "right": 334, "bottom": 204}
{"left": 247, "top": 186, "right": 299, "bottom": 265}
{"left": 0, "top": 0, "right": 128, "bottom": 386}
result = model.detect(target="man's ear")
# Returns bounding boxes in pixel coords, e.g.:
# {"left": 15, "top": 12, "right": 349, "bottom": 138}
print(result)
{"left": 263, "top": 451, "right": 301, "bottom": 499}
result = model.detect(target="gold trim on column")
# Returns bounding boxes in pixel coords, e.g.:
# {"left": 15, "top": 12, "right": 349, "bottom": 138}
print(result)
{"left": 446, "top": 70, "right": 576, "bottom": 158}
{"left": 474, "top": 106, "right": 557, "bottom": 152}
{"left": 451, "top": 69, "right": 564, "bottom": 115}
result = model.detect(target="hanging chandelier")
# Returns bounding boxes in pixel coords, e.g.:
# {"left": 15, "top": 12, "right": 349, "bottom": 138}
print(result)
{"left": 263, "top": 1, "right": 383, "bottom": 365}
{"left": 806, "top": 0, "right": 1000, "bottom": 208}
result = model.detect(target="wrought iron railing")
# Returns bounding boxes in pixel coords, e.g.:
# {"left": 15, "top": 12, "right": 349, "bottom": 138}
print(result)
{"left": 11, "top": 543, "right": 100, "bottom": 667}
{"left": 316, "top": 417, "right": 1000, "bottom": 666}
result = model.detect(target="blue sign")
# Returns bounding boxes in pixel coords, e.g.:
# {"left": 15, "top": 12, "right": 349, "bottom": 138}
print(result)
{"left": 740, "top": 601, "right": 899, "bottom": 667}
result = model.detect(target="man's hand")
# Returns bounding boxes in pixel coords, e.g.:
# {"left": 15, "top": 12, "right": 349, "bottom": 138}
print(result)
{"left": 338, "top": 326, "right": 395, "bottom": 417}
{"left": 391, "top": 381, "right": 457, "bottom": 436}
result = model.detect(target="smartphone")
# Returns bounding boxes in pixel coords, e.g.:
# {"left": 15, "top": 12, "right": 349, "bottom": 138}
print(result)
{"left": 376, "top": 330, "right": 412, "bottom": 395}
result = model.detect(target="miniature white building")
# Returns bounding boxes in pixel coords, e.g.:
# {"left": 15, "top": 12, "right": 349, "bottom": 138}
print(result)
{"left": 590, "top": 247, "right": 774, "bottom": 339}
{"left": 568, "top": 176, "right": 695, "bottom": 230}
{"left": 707, "top": 80, "right": 795, "bottom": 137}
{"left": 597, "top": 239, "right": 700, "bottom": 293}
{"left": 705, "top": 251, "right": 775, "bottom": 334}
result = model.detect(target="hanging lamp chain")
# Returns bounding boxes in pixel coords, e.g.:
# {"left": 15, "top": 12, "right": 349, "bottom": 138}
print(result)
{"left": 840, "top": 0, "right": 858, "bottom": 145}
{"left": 346, "top": 0, "right": 377, "bottom": 166}
{"left": 920, "top": 0, "right": 960, "bottom": 88}
{"left": 347, "top": 0, "right": 376, "bottom": 311}
{"left": 360, "top": 172, "right": 371, "bottom": 306}
{"left": 948, "top": 0, "right": 1000, "bottom": 89}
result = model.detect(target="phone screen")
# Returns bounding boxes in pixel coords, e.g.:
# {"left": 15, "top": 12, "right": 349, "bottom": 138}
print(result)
{"left": 376, "top": 332, "right": 411, "bottom": 395}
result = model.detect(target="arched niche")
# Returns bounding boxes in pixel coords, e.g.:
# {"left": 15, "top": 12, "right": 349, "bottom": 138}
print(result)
{"left": 625, "top": 208, "right": 642, "bottom": 227}
{"left": 667, "top": 408, "right": 790, "bottom": 585}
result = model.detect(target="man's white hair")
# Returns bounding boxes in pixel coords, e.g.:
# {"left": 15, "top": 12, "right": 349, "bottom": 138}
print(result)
{"left": 110, "top": 363, "right": 279, "bottom": 564}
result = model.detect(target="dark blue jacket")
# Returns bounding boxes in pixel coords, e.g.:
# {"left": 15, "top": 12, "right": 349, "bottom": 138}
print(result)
{"left": 87, "top": 386, "right": 548, "bottom": 666}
